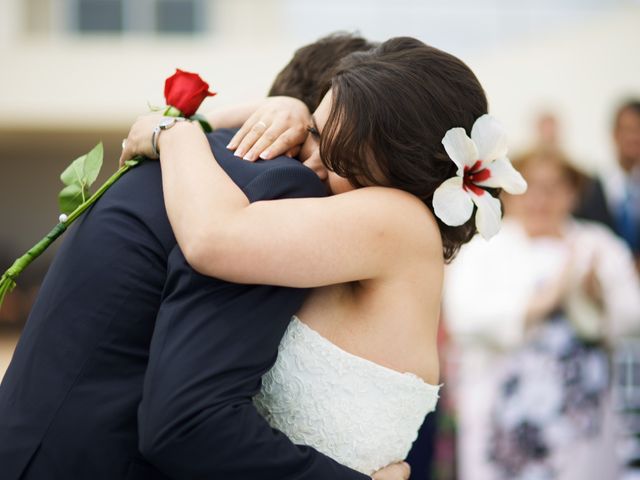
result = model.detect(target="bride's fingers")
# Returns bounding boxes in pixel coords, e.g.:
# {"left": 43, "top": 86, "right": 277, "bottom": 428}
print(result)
{"left": 285, "top": 145, "right": 301, "bottom": 159}
{"left": 231, "top": 117, "right": 270, "bottom": 159}
{"left": 392, "top": 461, "right": 410, "bottom": 480}
{"left": 399, "top": 462, "right": 411, "bottom": 479}
{"left": 227, "top": 123, "right": 250, "bottom": 152}
{"left": 119, "top": 135, "right": 133, "bottom": 167}
{"left": 243, "top": 125, "right": 283, "bottom": 161}
{"left": 255, "top": 127, "right": 306, "bottom": 161}
{"left": 372, "top": 461, "right": 411, "bottom": 480}
{"left": 226, "top": 110, "right": 261, "bottom": 151}
{"left": 245, "top": 109, "right": 308, "bottom": 160}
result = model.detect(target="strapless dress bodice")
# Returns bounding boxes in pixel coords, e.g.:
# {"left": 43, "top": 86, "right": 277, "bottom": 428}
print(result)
{"left": 254, "top": 316, "right": 440, "bottom": 474}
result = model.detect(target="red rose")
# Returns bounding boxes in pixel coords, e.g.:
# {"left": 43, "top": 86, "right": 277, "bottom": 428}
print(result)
{"left": 164, "top": 69, "right": 216, "bottom": 118}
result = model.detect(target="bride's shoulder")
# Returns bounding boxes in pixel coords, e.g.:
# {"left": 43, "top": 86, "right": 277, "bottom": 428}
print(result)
{"left": 343, "top": 186, "right": 442, "bottom": 251}
{"left": 343, "top": 185, "right": 429, "bottom": 212}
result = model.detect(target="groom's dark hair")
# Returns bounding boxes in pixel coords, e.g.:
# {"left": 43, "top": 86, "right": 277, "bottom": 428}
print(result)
{"left": 268, "top": 33, "right": 377, "bottom": 111}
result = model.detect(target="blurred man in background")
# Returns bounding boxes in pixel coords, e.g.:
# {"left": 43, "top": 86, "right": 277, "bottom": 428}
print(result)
{"left": 577, "top": 100, "right": 640, "bottom": 270}
{"left": 576, "top": 99, "right": 640, "bottom": 480}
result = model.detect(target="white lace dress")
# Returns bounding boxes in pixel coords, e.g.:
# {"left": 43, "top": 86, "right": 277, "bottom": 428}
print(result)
{"left": 253, "top": 316, "right": 441, "bottom": 475}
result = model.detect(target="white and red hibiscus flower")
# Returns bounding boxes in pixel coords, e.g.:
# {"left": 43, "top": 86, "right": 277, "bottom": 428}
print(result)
{"left": 432, "top": 114, "right": 527, "bottom": 239}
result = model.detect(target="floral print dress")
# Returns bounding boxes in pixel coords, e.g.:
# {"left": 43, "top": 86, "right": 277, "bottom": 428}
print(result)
{"left": 489, "top": 314, "right": 610, "bottom": 479}
{"left": 443, "top": 219, "right": 640, "bottom": 480}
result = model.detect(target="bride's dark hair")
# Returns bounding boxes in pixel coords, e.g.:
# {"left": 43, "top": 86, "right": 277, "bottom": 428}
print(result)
{"left": 320, "top": 37, "right": 490, "bottom": 261}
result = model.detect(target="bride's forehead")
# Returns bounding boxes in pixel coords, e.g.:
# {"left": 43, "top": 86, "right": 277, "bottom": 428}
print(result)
{"left": 313, "top": 91, "right": 333, "bottom": 121}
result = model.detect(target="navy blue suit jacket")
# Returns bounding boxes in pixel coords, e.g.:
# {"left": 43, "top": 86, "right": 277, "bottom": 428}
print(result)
{"left": 0, "top": 129, "right": 368, "bottom": 480}
{"left": 575, "top": 177, "right": 640, "bottom": 255}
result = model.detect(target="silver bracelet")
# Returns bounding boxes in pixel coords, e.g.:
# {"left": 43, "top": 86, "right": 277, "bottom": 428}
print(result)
{"left": 151, "top": 117, "right": 188, "bottom": 158}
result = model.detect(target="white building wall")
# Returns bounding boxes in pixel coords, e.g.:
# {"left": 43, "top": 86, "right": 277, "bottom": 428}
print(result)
{"left": 0, "top": 0, "right": 292, "bottom": 129}
{"left": 0, "top": 0, "right": 638, "bottom": 170}
{"left": 469, "top": 5, "right": 640, "bottom": 172}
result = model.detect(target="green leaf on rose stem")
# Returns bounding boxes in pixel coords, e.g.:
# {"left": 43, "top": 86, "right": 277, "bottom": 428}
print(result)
{"left": 59, "top": 183, "right": 88, "bottom": 215}
{"left": 59, "top": 183, "right": 87, "bottom": 213}
{"left": 83, "top": 142, "right": 104, "bottom": 187}
{"left": 60, "top": 142, "right": 104, "bottom": 189}
{"left": 189, "top": 114, "right": 213, "bottom": 133}
{"left": 60, "top": 153, "right": 87, "bottom": 187}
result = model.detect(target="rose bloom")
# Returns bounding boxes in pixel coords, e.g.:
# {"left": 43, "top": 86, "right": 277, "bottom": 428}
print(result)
{"left": 164, "top": 69, "right": 216, "bottom": 117}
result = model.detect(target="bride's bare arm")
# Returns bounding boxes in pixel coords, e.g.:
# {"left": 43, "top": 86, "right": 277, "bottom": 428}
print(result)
{"left": 120, "top": 115, "right": 439, "bottom": 288}
{"left": 205, "top": 101, "right": 262, "bottom": 130}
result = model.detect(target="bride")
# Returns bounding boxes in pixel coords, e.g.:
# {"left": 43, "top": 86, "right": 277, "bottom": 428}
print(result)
{"left": 121, "top": 37, "right": 526, "bottom": 475}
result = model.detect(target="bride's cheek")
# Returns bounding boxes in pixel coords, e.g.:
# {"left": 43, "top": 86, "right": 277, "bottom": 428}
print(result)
{"left": 329, "top": 174, "right": 355, "bottom": 195}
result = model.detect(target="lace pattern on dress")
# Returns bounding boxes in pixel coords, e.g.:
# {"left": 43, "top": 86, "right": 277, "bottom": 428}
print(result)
{"left": 254, "top": 316, "right": 440, "bottom": 474}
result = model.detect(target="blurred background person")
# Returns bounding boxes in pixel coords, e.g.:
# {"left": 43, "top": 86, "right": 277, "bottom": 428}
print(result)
{"left": 574, "top": 101, "right": 640, "bottom": 480}
{"left": 443, "top": 149, "right": 640, "bottom": 480}
{"left": 577, "top": 100, "right": 640, "bottom": 271}
{"left": 534, "top": 111, "right": 563, "bottom": 152}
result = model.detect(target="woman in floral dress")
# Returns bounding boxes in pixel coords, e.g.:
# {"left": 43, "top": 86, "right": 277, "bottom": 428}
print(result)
{"left": 444, "top": 149, "right": 640, "bottom": 480}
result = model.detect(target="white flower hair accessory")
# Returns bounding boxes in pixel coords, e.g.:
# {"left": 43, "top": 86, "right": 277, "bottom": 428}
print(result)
{"left": 432, "top": 114, "right": 527, "bottom": 240}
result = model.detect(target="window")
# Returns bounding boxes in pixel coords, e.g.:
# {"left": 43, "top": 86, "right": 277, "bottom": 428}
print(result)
{"left": 157, "top": 0, "right": 197, "bottom": 33}
{"left": 77, "top": 0, "right": 123, "bottom": 32}
{"left": 72, "top": 0, "right": 205, "bottom": 34}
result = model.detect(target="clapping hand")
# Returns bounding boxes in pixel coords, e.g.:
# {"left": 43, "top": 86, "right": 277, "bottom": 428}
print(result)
{"left": 524, "top": 243, "right": 576, "bottom": 328}
{"left": 582, "top": 255, "right": 603, "bottom": 308}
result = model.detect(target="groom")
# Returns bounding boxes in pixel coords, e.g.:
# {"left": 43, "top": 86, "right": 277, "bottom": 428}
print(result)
{"left": 0, "top": 35, "right": 407, "bottom": 480}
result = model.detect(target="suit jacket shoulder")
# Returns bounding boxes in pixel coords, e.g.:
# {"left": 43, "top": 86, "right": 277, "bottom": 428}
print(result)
{"left": 575, "top": 177, "right": 615, "bottom": 229}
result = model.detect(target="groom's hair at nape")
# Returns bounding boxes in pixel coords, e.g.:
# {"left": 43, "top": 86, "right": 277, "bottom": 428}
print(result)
{"left": 319, "top": 37, "right": 490, "bottom": 262}
{"left": 268, "top": 32, "right": 377, "bottom": 112}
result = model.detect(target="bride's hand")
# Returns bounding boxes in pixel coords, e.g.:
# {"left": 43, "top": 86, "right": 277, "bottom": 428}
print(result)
{"left": 227, "top": 96, "right": 312, "bottom": 162}
{"left": 119, "top": 113, "right": 165, "bottom": 166}
{"left": 371, "top": 461, "right": 411, "bottom": 480}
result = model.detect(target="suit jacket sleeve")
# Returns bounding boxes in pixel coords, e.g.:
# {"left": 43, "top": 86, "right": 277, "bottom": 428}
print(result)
{"left": 138, "top": 164, "right": 370, "bottom": 480}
